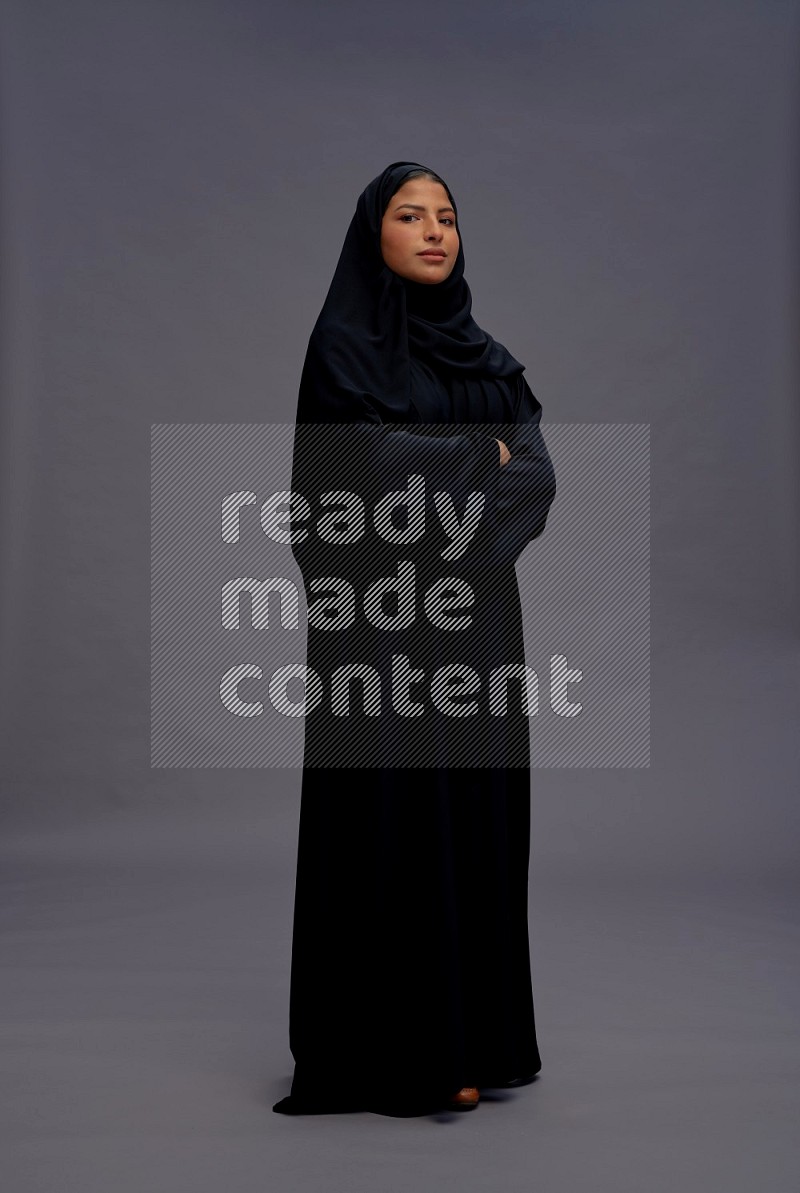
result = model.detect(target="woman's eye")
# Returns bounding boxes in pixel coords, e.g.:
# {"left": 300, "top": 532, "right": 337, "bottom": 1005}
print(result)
{"left": 397, "top": 213, "right": 455, "bottom": 227}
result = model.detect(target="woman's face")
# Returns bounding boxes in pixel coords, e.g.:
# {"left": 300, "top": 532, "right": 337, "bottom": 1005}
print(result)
{"left": 380, "top": 177, "right": 459, "bottom": 284}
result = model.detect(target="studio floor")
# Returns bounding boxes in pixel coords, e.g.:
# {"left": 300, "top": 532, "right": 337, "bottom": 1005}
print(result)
{"left": 1, "top": 791, "right": 797, "bottom": 1193}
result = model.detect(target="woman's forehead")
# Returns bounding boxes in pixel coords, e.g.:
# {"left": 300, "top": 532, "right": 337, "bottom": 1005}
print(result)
{"left": 386, "top": 177, "right": 454, "bottom": 208}
{"left": 388, "top": 176, "right": 457, "bottom": 214}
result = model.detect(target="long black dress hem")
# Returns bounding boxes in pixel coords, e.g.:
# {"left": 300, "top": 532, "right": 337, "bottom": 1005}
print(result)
{"left": 272, "top": 1064, "right": 542, "bottom": 1116}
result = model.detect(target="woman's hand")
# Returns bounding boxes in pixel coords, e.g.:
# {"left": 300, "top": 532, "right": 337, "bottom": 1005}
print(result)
{"left": 495, "top": 439, "right": 511, "bottom": 466}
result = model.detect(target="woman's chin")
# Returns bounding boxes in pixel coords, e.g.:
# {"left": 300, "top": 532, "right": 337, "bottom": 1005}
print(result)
{"left": 409, "top": 271, "right": 447, "bottom": 285}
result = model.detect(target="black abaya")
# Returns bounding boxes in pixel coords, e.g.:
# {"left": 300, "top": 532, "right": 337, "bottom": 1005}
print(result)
{"left": 273, "top": 162, "right": 556, "bottom": 1116}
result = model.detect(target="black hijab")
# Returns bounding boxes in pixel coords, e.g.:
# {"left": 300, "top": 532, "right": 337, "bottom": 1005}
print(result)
{"left": 296, "top": 161, "right": 524, "bottom": 424}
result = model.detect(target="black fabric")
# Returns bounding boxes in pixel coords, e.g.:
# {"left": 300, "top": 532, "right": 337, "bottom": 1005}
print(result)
{"left": 274, "top": 163, "right": 556, "bottom": 1116}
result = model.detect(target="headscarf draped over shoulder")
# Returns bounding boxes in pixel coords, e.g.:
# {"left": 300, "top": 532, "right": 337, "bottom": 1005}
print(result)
{"left": 296, "top": 161, "right": 524, "bottom": 424}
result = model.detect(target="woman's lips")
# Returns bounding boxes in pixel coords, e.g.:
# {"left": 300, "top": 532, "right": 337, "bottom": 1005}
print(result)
{"left": 418, "top": 251, "right": 446, "bottom": 258}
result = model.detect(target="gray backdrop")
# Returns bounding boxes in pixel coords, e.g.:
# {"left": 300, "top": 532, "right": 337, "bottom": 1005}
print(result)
{"left": 1, "top": 1, "right": 798, "bottom": 1190}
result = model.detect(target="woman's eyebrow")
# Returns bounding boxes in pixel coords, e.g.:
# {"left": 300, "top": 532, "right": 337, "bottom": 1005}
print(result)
{"left": 394, "top": 203, "right": 456, "bottom": 214}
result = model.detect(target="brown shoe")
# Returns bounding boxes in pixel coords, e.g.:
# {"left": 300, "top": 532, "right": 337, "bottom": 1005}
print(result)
{"left": 448, "top": 1086, "right": 479, "bottom": 1110}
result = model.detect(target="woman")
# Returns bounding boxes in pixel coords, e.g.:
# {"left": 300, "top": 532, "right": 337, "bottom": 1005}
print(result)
{"left": 273, "top": 162, "right": 556, "bottom": 1116}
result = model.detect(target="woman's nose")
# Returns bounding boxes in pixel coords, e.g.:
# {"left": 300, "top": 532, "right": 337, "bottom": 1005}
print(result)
{"left": 423, "top": 219, "right": 443, "bottom": 240}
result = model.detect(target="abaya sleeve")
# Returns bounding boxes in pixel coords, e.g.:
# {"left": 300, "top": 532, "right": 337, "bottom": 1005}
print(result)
{"left": 290, "top": 376, "right": 555, "bottom": 584}
{"left": 482, "top": 375, "right": 557, "bottom": 569}
{"left": 289, "top": 408, "right": 503, "bottom": 584}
